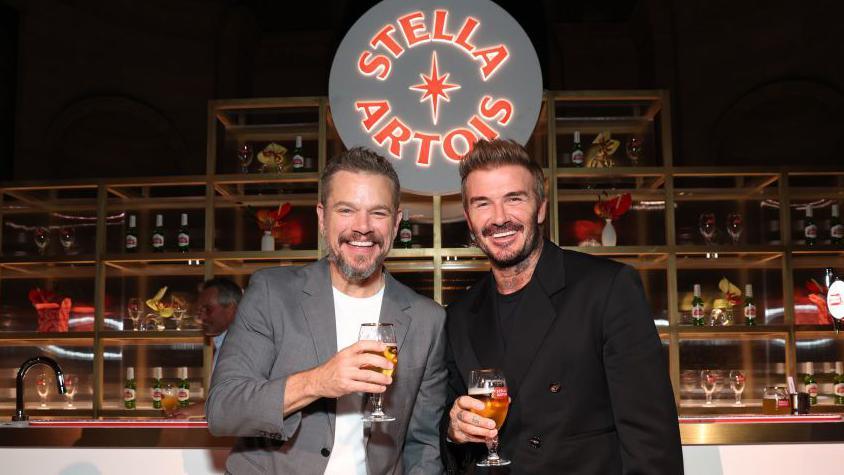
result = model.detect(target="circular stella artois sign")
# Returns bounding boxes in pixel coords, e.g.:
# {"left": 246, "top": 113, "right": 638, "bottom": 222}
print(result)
{"left": 329, "top": 0, "right": 543, "bottom": 195}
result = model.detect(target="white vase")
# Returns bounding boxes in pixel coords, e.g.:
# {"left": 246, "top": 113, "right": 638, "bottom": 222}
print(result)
{"left": 601, "top": 219, "right": 617, "bottom": 246}
{"left": 261, "top": 230, "right": 275, "bottom": 251}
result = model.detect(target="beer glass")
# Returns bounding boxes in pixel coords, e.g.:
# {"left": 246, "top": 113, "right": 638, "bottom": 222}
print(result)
{"left": 729, "top": 370, "right": 746, "bottom": 406}
{"left": 359, "top": 323, "right": 398, "bottom": 422}
{"left": 161, "top": 385, "right": 180, "bottom": 417}
{"left": 469, "top": 368, "right": 510, "bottom": 467}
{"left": 700, "top": 369, "right": 720, "bottom": 406}
{"left": 127, "top": 298, "right": 143, "bottom": 331}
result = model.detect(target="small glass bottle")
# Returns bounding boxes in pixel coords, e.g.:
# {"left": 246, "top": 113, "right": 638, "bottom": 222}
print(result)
{"left": 802, "top": 362, "right": 819, "bottom": 405}
{"left": 151, "top": 367, "right": 163, "bottom": 409}
{"left": 831, "top": 204, "right": 843, "bottom": 246}
{"left": 152, "top": 214, "right": 165, "bottom": 252}
{"left": 691, "top": 284, "right": 705, "bottom": 326}
{"left": 291, "top": 135, "right": 304, "bottom": 171}
{"left": 744, "top": 284, "right": 756, "bottom": 326}
{"left": 834, "top": 362, "right": 844, "bottom": 405}
{"left": 571, "top": 131, "right": 584, "bottom": 167}
{"left": 177, "top": 213, "right": 190, "bottom": 253}
{"left": 398, "top": 209, "right": 413, "bottom": 249}
{"left": 177, "top": 367, "right": 190, "bottom": 408}
{"left": 125, "top": 215, "right": 138, "bottom": 253}
{"left": 124, "top": 367, "right": 136, "bottom": 409}
{"left": 804, "top": 206, "right": 817, "bottom": 246}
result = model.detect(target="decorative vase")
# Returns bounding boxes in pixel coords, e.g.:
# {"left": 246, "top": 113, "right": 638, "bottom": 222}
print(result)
{"left": 601, "top": 219, "right": 617, "bottom": 246}
{"left": 261, "top": 230, "right": 275, "bottom": 251}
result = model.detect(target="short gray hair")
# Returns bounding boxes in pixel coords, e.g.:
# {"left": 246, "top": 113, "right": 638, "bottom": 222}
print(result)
{"left": 202, "top": 278, "right": 243, "bottom": 306}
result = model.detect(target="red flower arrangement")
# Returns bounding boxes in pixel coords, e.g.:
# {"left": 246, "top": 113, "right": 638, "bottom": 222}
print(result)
{"left": 594, "top": 192, "right": 632, "bottom": 221}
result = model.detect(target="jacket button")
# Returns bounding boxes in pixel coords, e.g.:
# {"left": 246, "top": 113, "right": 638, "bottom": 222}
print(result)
{"left": 321, "top": 448, "right": 331, "bottom": 457}
{"left": 528, "top": 436, "right": 541, "bottom": 449}
{"left": 549, "top": 383, "right": 561, "bottom": 393}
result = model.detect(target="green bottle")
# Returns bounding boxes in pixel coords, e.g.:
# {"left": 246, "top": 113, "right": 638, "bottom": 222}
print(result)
{"left": 151, "top": 367, "right": 162, "bottom": 409}
{"left": 691, "top": 284, "right": 705, "bottom": 326}
{"left": 831, "top": 204, "right": 843, "bottom": 245}
{"left": 177, "top": 213, "right": 190, "bottom": 253}
{"left": 571, "top": 131, "right": 584, "bottom": 167}
{"left": 802, "top": 362, "right": 818, "bottom": 405}
{"left": 743, "top": 284, "right": 756, "bottom": 326}
{"left": 834, "top": 362, "right": 844, "bottom": 405}
{"left": 123, "top": 367, "right": 136, "bottom": 409}
{"left": 398, "top": 209, "right": 413, "bottom": 248}
{"left": 292, "top": 135, "right": 305, "bottom": 171}
{"left": 804, "top": 206, "right": 817, "bottom": 246}
{"left": 177, "top": 367, "right": 190, "bottom": 408}
{"left": 152, "top": 214, "right": 165, "bottom": 252}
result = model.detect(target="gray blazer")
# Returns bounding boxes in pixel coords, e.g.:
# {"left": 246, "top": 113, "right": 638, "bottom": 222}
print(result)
{"left": 207, "top": 259, "right": 447, "bottom": 475}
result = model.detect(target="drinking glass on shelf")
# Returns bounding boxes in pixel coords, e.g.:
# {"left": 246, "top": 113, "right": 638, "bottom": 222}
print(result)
{"left": 64, "top": 374, "right": 78, "bottom": 408}
{"left": 237, "top": 144, "right": 253, "bottom": 174}
{"left": 726, "top": 213, "right": 743, "bottom": 245}
{"left": 34, "top": 226, "right": 50, "bottom": 255}
{"left": 171, "top": 296, "right": 187, "bottom": 331}
{"left": 470, "top": 368, "right": 510, "bottom": 467}
{"left": 127, "top": 298, "right": 143, "bottom": 331}
{"left": 698, "top": 213, "right": 717, "bottom": 245}
{"left": 700, "top": 369, "right": 720, "bottom": 406}
{"left": 729, "top": 370, "right": 746, "bottom": 406}
{"left": 36, "top": 370, "right": 49, "bottom": 408}
{"left": 359, "top": 323, "right": 398, "bottom": 422}
{"left": 59, "top": 227, "right": 76, "bottom": 253}
{"left": 161, "top": 385, "right": 180, "bottom": 417}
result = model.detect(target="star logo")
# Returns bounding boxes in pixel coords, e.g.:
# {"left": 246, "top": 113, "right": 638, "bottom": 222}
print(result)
{"left": 409, "top": 51, "right": 461, "bottom": 125}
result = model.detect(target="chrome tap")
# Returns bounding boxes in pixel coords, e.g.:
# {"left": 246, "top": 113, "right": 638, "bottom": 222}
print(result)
{"left": 13, "top": 356, "right": 66, "bottom": 422}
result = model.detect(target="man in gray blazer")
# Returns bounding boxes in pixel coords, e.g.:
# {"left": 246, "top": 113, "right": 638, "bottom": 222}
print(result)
{"left": 207, "top": 147, "right": 447, "bottom": 475}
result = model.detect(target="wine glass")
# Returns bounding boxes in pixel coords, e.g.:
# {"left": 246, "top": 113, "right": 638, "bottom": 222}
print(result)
{"left": 729, "top": 370, "right": 746, "bottom": 406}
{"left": 625, "top": 136, "right": 643, "bottom": 166}
{"left": 64, "top": 374, "right": 78, "bottom": 408}
{"left": 470, "top": 368, "right": 510, "bottom": 467}
{"left": 171, "top": 296, "right": 187, "bottom": 331}
{"left": 127, "top": 298, "right": 143, "bottom": 331}
{"left": 59, "top": 227, "right": 75, "bottom": 253}
{"left": 359, "top": 323, "right": 398, "bottom": 422}
{"left": 36, "top": 370, "right": 49, "bottom": 408}
{"left": 34, "top": 226, "right": 50, "bottom": 255}
{"left": 700, "top": 369, "right": 720, "bottom": 406}
{"left": 698, "top": 213, "right": 717, "bottom": 245}
{"left": 726, "top": 213, "right": 743, "bottom": 245}
{"left": 237, "top": 144, "right": 253, "bottom": 174}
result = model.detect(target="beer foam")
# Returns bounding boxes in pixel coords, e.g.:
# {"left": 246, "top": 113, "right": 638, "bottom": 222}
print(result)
{"left": 468, "top": 388, "right": 493, "bottom": 396}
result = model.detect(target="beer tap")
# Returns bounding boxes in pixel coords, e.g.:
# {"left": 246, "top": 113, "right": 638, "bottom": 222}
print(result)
{"left": 13, "top": 356, "right": 66, "bottom": 422}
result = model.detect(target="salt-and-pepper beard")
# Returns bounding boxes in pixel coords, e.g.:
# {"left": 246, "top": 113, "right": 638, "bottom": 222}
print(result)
{"left": 324, "top": 231, "right": 391, "bottom": 283}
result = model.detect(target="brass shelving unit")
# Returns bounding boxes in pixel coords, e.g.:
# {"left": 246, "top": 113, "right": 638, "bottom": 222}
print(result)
{"left": 2, "top": 90, "right": 843, "bottom": 418}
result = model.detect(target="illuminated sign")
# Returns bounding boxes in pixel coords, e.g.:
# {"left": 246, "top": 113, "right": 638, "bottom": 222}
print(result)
{"left": 329, "top": 0, "right": 542, "bottom": 195}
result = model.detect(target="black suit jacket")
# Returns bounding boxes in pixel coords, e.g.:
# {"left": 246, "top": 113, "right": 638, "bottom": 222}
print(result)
{"left": 442, "top": 241, "right": 683, "bottom": 474}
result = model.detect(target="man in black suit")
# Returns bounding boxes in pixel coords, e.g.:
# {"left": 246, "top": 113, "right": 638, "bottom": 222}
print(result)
{"left": 442, "top": 139, "right": 683, "bottom": 473}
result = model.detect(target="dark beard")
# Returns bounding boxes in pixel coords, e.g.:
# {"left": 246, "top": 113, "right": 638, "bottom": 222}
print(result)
{"left": 476, "top": 210, "right": 542, "bottom": 269}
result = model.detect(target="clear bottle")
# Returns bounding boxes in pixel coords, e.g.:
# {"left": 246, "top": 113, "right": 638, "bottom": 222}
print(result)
{"left": 831, "top": 204, "right": 843, "bottom": 246}
{"left": 744, "top": 284, "right": 756, "bottom": 326}
{"left": 125, "top": 215, "right": 138, "bottom": 253}
{"left": 691, "top": 284, "right": 705, "bottom": 326}
{"left": 124, "top": 367, "right": 136, "bottom": 409}
{"left": 152, "top": 214, "right": 165, "bottom": 252}
{"left": 177, "top": 367, "right": 190, "bottom": 408}
{"left": 292, "top": 135, "right": 305, "bottom": 171}
{"left": 177, "top": 213, "right": 190, "bottom": 253}
{"left": 571, "top": 131, "right": 584, "bottom": 167}
{"left": 804, "top": 206, "right": 817, "bottom": 246}
{"left": 834, "top": 362, "right": 844, "bottom": 405}
{"left": 151, "top": 367, "right": 163, "bottom": 409}
{"left": 398, "top": 209, "right": 413, "bottom": 249}
{"left": 802, "top": 361, "right": 819, "bottom": 405}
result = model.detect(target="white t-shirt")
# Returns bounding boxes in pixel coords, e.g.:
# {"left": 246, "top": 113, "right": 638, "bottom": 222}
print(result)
{"left": 323, "top": 285, "right": 385, "bottom": 475}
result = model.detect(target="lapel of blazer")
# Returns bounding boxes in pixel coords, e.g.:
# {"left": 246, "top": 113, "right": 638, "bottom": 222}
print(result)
{"left": 300, "top": 259, "right": 339, "bottom": 433}
{"left": 500, "top": 240, "right": 567, "bottom": 398}
{"left": 378, "top": 271, "right": 412, "bottom": 352}
{"left": 467, "top": 274, "right": 506, "bottom": 373}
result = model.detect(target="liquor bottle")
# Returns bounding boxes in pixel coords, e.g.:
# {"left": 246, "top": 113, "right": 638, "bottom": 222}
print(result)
{"left": 177, "top": 213, "right": 190, "bottom": 253}
{"left": 398, "top": 209, "right": 412, "bottom": 248}
{"left": 691, "top": 284, "right": 705, "bottom": 326}
{"left": 152, "top": 214, "right": 165, "bottom": 252}
{"left": 151, "top": 367, "right": 163, "bottom": 409}
{"left": 824, "top": 267, "right": 837, "bottom": 291}
{"left": 571, "top": 131, "right": 584, "bottom": 167}
{"left": 804, "top": 206, "right": 817, "bottom": 246}
{"left": 292, "top": 136, "right": 305, "bottom": 171}
{"left": 802, "top": 362, "right": 819, "bottom": 405}
{"left": 831, "top": 204, "right": 843, "bottom": 245}
{"left": 125, "top": 215, "right": 138, "bottom": 253}
{"left": 744, "top": 284, "right": 756, "bottom": 326}
{"left": 834, "top": 362, "right": 844, "bottom": 405}
{"left": 124, "top": 367, "right": 136, "bottom": 409}
{"left": 177, "top": 367, "right": 190, "bottom": 408}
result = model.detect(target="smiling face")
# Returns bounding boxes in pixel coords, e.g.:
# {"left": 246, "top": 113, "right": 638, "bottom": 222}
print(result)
{"left": 463, "top": 164, "right": 547, "bottom": 268}
{"left": 317, "top": 170, "right": 401, "bottom": 286}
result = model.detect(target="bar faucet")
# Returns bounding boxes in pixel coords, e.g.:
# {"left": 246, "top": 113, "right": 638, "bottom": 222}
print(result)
{"left": 13, "top": 356, "right": 66, "bottom": 422}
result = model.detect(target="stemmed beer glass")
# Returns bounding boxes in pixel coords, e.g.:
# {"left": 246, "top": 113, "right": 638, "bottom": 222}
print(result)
{"left": 729, "top": 370, "right": 746, "bottom": 406}
{"left": 700, "top": 369, "right": 720, "bottom": 406}
{"left": 359, "top": 323, "right": 398, "bottom": 422}
{"left": 470, "top": 368, "right": 511, "bottom": 467}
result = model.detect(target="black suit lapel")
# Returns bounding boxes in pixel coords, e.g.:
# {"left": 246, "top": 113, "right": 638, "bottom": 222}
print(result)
{"left": 467, "top": 275, "right": 505, "bottom": 372}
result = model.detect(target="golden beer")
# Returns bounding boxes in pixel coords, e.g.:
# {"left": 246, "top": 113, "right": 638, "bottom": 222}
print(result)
{"left": 364, "top": 345, "right": 398, "bottom": 377}
{"left": 469, "top": 387, "right": 509, "bottom": 429}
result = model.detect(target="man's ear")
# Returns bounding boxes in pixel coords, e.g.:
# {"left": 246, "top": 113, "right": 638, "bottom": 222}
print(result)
{"left": 537, "top": 199, "right": 548, "bottom": 225}
{"left": 316, "top": 202, "right": 325, "bottom": 236}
